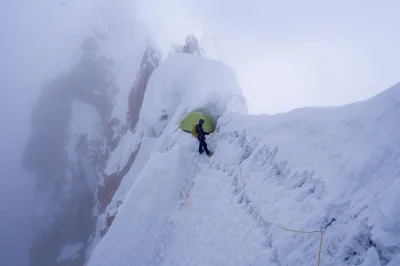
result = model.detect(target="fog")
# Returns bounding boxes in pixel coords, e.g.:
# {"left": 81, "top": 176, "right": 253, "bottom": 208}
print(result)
{"left": 0, "top": 1, "right": 142, "bottom": 265}
{"left": 138, "top": 0, "right": 400, "bottom": 114}
{"left": 1, "top": 0, "right": 399, "bottom": 265}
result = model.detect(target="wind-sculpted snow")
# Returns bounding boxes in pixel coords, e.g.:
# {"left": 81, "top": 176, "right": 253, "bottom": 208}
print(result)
{"left": 139, "top": 53, "right": 247, "bottom": 138}
{"left": 88, "top": 52, "right": 400, "bottom": 266}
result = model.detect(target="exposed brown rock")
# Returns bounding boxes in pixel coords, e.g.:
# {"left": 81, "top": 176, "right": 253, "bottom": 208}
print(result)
{"left": 127, "top": 46, "right": 161, "bottom": 130}
{"left": 25, "top": 39, "right": 162, "bottom": 266}
{"left": 97, "top": 143, "right": 140, "bottom": 212}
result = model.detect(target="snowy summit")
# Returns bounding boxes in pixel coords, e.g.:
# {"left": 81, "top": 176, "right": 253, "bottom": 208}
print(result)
{"left": 86, "top": 52, "right": 400, "bottom": 266}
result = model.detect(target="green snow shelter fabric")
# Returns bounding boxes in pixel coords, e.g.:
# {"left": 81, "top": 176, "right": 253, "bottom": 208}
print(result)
{"left": 179, "top": 111, "right": 215, "bottom": 136}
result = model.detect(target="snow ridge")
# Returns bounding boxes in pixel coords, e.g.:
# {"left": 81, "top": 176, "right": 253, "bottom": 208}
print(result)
{"left": 87, "top": 51, "right": 400, "bottom": 266}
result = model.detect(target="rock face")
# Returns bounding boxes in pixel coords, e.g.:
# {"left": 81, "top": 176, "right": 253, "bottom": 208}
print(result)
{"left": 23, "top": 35, "right": 198, "bottom": 266}
{"left": 88, "top": 46, "right": 161, "bottom": 251}
{"left": 169, "top": 35, "right": 203, "bottom": 57}
{"left": 128, "top": 46, "right": 162, "bottom": 130}
{"left": 23, "top": 37, "right": 119, "bottom": 266}
{"left": 182, "top": 35, "right": 202, "bottom": 56}
{"left": 97, "top": 45, "right": 161, "bottom": 216}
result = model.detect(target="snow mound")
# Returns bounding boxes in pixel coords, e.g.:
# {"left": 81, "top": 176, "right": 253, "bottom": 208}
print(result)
{"left": 139, "top": 53, "right": 247, "bottom": 137}
{"left": 88, "top": 49, "right": 400, "bottom": 266}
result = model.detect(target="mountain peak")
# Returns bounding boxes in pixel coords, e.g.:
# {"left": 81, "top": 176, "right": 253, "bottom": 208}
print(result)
{"left": 168, "top": 35, "right": 203, "bottom": 57}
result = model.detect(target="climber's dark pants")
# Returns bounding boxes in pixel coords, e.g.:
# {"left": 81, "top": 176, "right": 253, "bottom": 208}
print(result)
{"left": 198, "top": 138, "right": 210, "bottom": 154}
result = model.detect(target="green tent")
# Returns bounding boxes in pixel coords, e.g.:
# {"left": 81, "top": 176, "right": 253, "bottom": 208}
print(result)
{"left": 179, "top": 111, "right": 215, "bottom": 134}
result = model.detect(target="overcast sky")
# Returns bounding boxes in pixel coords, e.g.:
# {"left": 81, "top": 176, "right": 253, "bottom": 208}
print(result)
{"left": 137, "top": 0, "right": 400, "bottom": 114}
{"left": 1, "top": 1, "right": 399, "bottom": 265}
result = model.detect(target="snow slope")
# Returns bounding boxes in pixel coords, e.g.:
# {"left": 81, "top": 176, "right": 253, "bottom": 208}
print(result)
{"left": 87, "top": 53, "right": 400, "bottom": 266}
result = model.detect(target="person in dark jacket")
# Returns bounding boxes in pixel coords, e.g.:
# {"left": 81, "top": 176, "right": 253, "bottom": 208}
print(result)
{"left": 196, "top": 119, "right": 212, "bottom": 156}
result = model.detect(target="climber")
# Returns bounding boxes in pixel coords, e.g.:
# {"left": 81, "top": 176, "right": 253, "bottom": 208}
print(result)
{"left": 196, "top": 119, "right": 213, "bottom": 156}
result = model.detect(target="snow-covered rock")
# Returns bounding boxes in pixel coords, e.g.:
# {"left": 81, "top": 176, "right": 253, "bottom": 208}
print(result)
{"left": 23, "top": 28, "right": 163, "bottom": 265}
{"left": 87, "top": 49, "right": 400, "bottom": 266}
{"left": 169, "top": 35, "right": 203, "bottom": 57}
{"left": 183, "top": 35, "right": 202, "bottom": 56}
{"left": 127, "top": 46, "right": 161, "bottom": 130}
{"left": 87, "top": 46, "right": 162, "bottom": 252}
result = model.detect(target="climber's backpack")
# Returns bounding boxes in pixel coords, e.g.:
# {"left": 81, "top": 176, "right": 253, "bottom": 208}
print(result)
{"left": 192, "top": 125, "right": 198, "bottom": 138}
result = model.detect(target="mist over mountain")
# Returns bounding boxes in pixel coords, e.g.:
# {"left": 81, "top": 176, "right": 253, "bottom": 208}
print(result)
{"left": 1, "top": 1, "right": 399, "bottom": 266}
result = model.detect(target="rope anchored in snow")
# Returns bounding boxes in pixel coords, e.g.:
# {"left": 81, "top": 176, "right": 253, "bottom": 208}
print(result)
{"left": 322, "top": 217, "right": 336, "bottom": 232}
